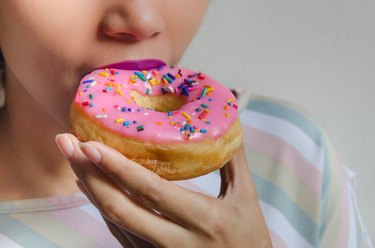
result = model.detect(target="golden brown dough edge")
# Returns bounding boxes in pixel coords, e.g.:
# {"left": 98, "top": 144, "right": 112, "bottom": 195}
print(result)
{"left": 69, "top": 102, "right": 243, "bottom": 180}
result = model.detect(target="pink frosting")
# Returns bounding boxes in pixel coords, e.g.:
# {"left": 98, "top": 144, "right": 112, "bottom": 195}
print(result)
{"left": 73, "top": 64, "right": 239, "bottom": 144}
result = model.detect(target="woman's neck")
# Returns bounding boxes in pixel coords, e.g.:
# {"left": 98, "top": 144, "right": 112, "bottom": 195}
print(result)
{"left": 0, "top": 71, "right": 78, "bottom": 201}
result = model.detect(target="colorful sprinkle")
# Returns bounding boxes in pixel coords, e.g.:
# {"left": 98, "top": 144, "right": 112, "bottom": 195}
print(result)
{"left": 123, "top": 121, "right": 131, "bottom": 126}
{"left": 95, "top": 114, "right": 107, "bottom": 119}
{"left": 182, "top": 111, "right": 191, "bottom": 119}
{"left": 115, "top": 118, "right": 124, "bottom": 123}
{"left": 82, "top": 79, "right": 95, "bottom": 84}
{"left": 115, "top": 89, "right": 124, "bottom": 96}
{"left": 136, "top": 125, "right": 144, "bottom": 132}
{"left": 201, "top": 103, "right": 209, "bottom": 109}
{"left": 99, "top": 72, "right": 109, "bottom": 77}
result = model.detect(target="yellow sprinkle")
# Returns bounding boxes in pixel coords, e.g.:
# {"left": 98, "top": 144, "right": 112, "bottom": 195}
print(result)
{"left": 100, "top": 72, "right": 109, "bottom": 77}
{"left": 156, "top": 79, "right": 161, "bottom": 85}
{"left": 149, "top": 78, "right": 156, "bottom": 86}
{"left": 115, "top": 118, "right": 124, "bottom": 123}
{"left": 225, "top": 113, "right": 229, "bottom": 118}
{"left": 182, "top": 111, "right": 191, "bottom": 119}
{"left": 142, "top": 70, "right": 148, "bottom": 74}
{"left": 228, "top": 98, "right": 234, "bottom": 103}
{"left": 115, "top": 89, "right": 124, "bottom": 96}
{"left": 206, "top": 87, "right": 214, "bottom": 93}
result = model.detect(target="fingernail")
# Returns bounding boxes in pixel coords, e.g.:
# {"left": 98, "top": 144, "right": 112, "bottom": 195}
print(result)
{"left": 79, "top": 142, "right": 101, "bottom": 163}
{"left": 55, "top": 134, "right": 74, "bottom": 159}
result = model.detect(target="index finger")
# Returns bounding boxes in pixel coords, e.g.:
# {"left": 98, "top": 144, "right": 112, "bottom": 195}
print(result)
{"left": 78, "top": 139, "right": 215, "bottom": 230}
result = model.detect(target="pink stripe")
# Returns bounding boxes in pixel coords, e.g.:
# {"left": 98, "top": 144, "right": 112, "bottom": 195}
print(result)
{"left": 336, "top": 167, "right": 350, "bottom": 247}
{"left": 243, "top": 125, "right": 322, "bottom": 195}
{"left": 269, "top": 230, "right": 288, "bottom": 248}
{"left": 49, "top": 207, "right": 121, "bottom": 248}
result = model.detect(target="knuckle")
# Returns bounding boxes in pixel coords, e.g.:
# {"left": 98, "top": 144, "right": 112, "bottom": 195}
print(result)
{"left": 100, "top": 200, "right": 126, "bottom": 224}
{"left": 200, "top": 205, "right": 226, "bottom": 238}
{"left": 137, "top": 177, "right": 162, "bottom": 206}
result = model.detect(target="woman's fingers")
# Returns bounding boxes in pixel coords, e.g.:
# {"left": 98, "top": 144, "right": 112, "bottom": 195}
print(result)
{"left": 77, "top": 180, "right": 153, "bottom": 248}
{"left": 56, "top": 134, "right": 187, "bottom": 247}
{"left": 75, "top": 137, "right": 215, "bottom": 230}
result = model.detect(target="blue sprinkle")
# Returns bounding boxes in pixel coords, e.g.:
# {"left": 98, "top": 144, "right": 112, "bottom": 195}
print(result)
{"left": 190, "top": 126, "right": 195, "bottom": 132}
{"left": 82, "top": 79, "right": 95, "bottom": 84}
{"left": 128, "top": 108, "right": 132, "bottom": 112}
{"left": 123, "top": 121, "right": 131, "bottom": 126}
{"left": 121, "top": 107, "right": 127, "bottom": 112}
{"left": 183, "top": 87, "right": 189, "bottom": 96}
{"left": 167, "top": 73, "right": 176, "bottom": 80}
{"left": 208, "top": 98, "right": 213, "bottom": 102}
{"left": 133, "top": 120, "right": 137, "bottom": 124}
{"left": 205, "top": 121, "right": 211, "bottom": 125}
{"left": 200, "top": 129, "right": 207, "bottom": 133}
{"left": 196, "top": 108, "right": 201, "bottom": 112}
{"left": 89, "top": 102, "right": 94, "bottom": 107}
{"left": 183, "top": 124, "right": 190, "bottom": 131}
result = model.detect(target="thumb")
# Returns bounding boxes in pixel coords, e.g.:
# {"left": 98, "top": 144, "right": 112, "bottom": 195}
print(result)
{"left": 218, "top": 144, "right": 255, "bottom": 199}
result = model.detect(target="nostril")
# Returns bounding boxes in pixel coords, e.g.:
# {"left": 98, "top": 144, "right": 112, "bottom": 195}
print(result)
{"left": 100, "top": 5, "right": 165, "bottom": 42}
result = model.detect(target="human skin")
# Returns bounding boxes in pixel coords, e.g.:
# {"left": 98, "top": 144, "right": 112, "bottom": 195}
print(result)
{"left": 0, "top": 0, "right": 271, "bottom": 247}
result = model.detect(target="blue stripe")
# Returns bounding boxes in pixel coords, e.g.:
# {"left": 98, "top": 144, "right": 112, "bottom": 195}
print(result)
{"left": 246, "top": 97, "right": 332, "bottom": 245}
{"left": 246, "top": 99, "right": 324, "bottom": 148}
{"left": 252, "top": 172, "right": 319, "bottom": 246}
{"left": 318, "top": 137, "right": 331, "bottom": 243}
{"left": 0, "top": 215, "right": 59, "bottom": 248}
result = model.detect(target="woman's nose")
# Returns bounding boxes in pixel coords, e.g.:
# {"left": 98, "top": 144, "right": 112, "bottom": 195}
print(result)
{"left": 100, "top": 0, "right": 165, "bottom": 41}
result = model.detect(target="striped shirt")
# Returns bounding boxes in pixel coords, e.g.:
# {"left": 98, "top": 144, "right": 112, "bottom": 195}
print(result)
{"left": 0, "top": 92, "right": 372, "bottom": 247}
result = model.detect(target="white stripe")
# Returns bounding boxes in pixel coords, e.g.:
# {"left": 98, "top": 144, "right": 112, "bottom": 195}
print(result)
{"left": 259, "top": 200, "right": 314, "bottom": 248}
{"left": 240, "top": 109, "right": 324, "bottom": 173}
{"left": 186, "top": 171, "right": 221, "bottom": 197}
{"left": 0, "top": 233, "right": 23, "bottom": 248}
{"left": 79, "top": 204, "right": 105, "bottom": 224}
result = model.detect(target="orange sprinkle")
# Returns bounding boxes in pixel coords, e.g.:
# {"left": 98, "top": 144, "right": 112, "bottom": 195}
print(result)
{"left": 102, "top": 107, "right": 106, "bottom": 112}
{"left": 79, "top": 92, "right": 83, "bottom": 96}
{"left": 224, "top": 105, "right": 230, "bottom": 110}
{"left": 155, "top": 121, "right": 162, "bottom": 125}
{"left": 162, "top": 78, "right": 169, "bottom": 85}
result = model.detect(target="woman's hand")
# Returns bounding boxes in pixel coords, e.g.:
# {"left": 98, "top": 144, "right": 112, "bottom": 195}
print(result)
{"left": 56, "top": 133, "right": 272, "bottom": 248}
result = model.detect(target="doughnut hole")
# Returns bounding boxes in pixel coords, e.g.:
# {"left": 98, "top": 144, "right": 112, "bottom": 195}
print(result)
{"left": 130, "top": 91, "right": 187, "bottom": 112}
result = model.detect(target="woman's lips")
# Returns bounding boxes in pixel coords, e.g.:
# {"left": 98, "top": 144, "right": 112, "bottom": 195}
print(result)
{"left": 97, "top": 59, "right": 166, "bottom": 71}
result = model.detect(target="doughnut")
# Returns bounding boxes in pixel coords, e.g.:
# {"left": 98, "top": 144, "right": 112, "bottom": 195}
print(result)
{"left": 69, "top": 59, "right": 242, "bottom": 180}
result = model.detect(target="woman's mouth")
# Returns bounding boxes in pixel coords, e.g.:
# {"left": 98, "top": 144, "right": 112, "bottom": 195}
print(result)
{"left": 96, "top": 59, "right": 166, "bottom": 71}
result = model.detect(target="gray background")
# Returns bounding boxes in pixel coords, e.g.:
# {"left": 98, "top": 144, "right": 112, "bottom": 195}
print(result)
{"left": 181, "top": 0, "right": 375, "bottom": 240}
